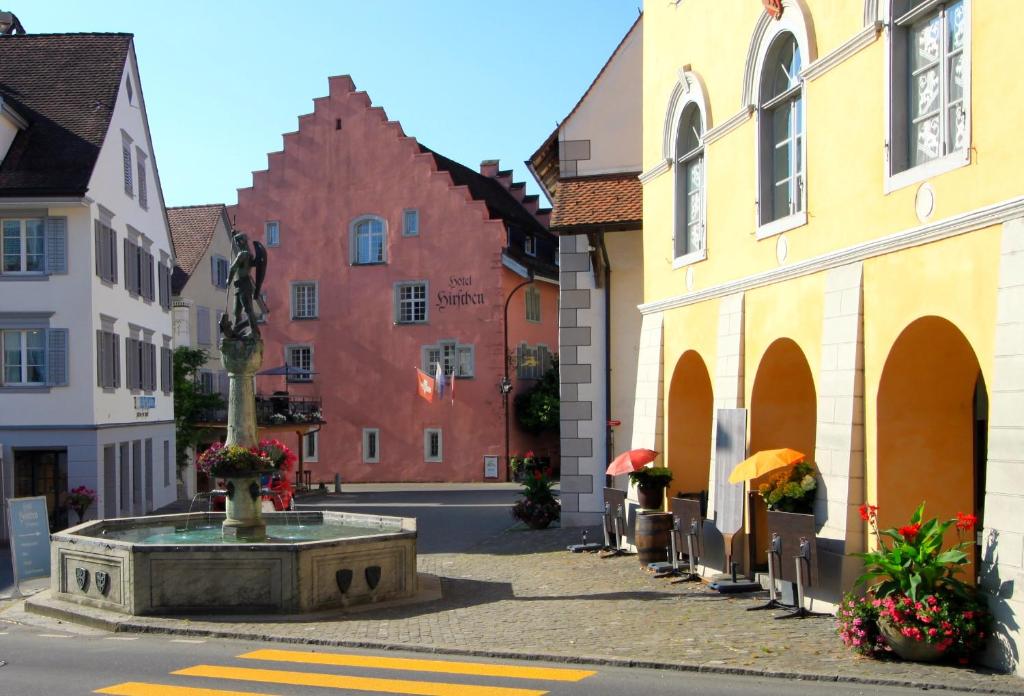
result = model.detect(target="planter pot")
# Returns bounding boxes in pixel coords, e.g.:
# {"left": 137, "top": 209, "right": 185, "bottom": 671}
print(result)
{"left": 524, "top": 516, "right": 552, "bottom": 530}
{"left": 636, "top": 483, "right": 667, "bottom": 510}
{"left": 223, "top": 474, "right": 266, "bottom": 540}
{"left": 878, "top": 618, "right": 948, "bottom": 662}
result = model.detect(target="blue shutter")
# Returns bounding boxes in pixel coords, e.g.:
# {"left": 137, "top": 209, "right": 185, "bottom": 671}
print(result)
{"left": 47, "top": 328, "right": 68, "bottom": 386}
{"left": 44, "top": 217, "right": 68, "bottom": 274}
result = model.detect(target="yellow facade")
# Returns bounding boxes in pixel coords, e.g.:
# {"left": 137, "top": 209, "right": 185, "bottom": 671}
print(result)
{"left": 639, "top": 0, "right": 1022, "bottom": 671}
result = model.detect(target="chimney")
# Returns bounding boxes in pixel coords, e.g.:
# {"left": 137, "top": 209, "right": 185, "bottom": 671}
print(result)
{"left": 479, "top": 159, "right": 499, "bottom": 178}
{"left": 0, "top": 11, "right": 25, "bottom": 35}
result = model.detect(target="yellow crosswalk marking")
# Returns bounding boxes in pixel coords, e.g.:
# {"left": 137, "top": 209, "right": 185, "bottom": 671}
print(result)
{"left": 173, "top": 664, "right": 549, "bottom": 696}
{"left": 239, "top": 649, "right": 596, "bottom": 682}
{"left": 95, "top": 683, "right": 275, "bottom": 696}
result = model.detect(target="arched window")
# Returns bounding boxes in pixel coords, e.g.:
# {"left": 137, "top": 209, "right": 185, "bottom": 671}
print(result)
{"left": 759, "top": 32, "right": 804, "bottom": 226}
{"left": 350, "top": 216, "right": 386, "bottom": 265}
{"left": 674, "top": 105, "right": 704, "bottom": 261}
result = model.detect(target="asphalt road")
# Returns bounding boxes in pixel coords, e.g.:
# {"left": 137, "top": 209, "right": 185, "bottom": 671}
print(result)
{"left": 0, "top": 625, "right": 983, "bottom": 696}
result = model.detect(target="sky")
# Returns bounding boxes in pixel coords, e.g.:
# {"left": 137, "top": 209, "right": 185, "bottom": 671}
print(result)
{"left": 19, "top": 1, "right": 639, "bottom": 208}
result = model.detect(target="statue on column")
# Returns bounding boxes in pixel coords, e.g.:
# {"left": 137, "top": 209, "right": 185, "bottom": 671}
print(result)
{"left": 219, "top": 231, "right": 269, "bottom": 341}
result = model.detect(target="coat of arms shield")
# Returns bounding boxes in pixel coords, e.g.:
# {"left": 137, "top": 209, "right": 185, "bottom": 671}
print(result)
{"left": 75, "top": 567, "right": 89, "bottom": 591}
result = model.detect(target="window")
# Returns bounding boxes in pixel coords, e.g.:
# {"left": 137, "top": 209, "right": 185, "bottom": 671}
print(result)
{"left": 291, "top": 282, "right": 318, "bottom": 319}
{"left": 94, "top": 221, "right": 118, "bottom": 283}
{"left": 424, "top": 429, "right": 442, "bottom": 462}
{"left": 136, "top": 149, "right": 148, "bottom": 209}
{"left": 402, "top": 209, "right": 419, "bottom": 237}
{"left": 196, "top": 306, "right": 211, "bottom": 345}
{"left": 395, "top": 281, "right": 427, "bottom": 324}
{"left": 158, "top": 262, "right": 172, "bottom": 310}
{"left": 525, "top": 286, "right": 541, "bottom": 323}
{"left": 96, "top": 329, "right": 121, "bottom": 389}
{"left": 674, "top": 105, "right": 705, "bottom": 260}
{"left": 2, "top": 218, "right": 45, "bottom": 273}
{"left": 265, "top": 221, "right": 280, "bottom": 247}
{"left": 125, "top": 337, "right": 156, "bottom": 392}
{"left": 210, "top": 255, "right": 229, "bottom": 289}
{"left": 517, "top": 343, "right": 552, "bottom": 380}
{"left": 524, "top": 235, "right": 537, "bottom": 257}
{"left": 758, "top": 33, "right": 804, "bottom": 228}
{"left": 126, "top": 76, "right": 134, "bottom": 104}
{"left": 163, "top": 440, "right": 171, "bottom": 487}
{"left": 2, "top": 329, "right": 45, "bottom": 385}
{"left": 199, "top": 370, "right": 214, "bottom": 394}
{"left": 423, "top": 340, "right": 474, "bottom": 378}
{"left": 304, "top": 431, "right": 319, "bottom": 463}
{"left": 122, "top": 137, "right": 133, "bottom": 197}
{"left": 352, "top": 217, "right": 386, "bottom": 264}
{"left": 362, "top": 428, "right": 380, "bottom": 464}
{"left": 124, "top": 238, "right": 153, "bottom": 298}
{"left": 286, "top": 344, "right": 313, "bottom": 382}
{"left": 887, "top": 0, "right": 970, "bottom": 186}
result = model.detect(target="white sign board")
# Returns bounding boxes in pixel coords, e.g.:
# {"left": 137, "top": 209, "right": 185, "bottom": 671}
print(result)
{"left": 483, "top": 455, "right": 499, "bottom": 479}
{"left": 7, "top": 496, "right": 51, "bottom": 589}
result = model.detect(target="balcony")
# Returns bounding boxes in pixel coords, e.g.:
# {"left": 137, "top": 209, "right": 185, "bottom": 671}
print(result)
{"left": 196, "top": 393, "right": 324, "bottom": 428}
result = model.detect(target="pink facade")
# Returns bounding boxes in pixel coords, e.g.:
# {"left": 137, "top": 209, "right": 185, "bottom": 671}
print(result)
{"left": 229, "top": 76, "right": 559, "bottom": 483}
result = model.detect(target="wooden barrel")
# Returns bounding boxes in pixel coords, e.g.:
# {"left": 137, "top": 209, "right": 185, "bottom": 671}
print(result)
{"left": 636, "top": 511, "right": 672, "bottom": 566}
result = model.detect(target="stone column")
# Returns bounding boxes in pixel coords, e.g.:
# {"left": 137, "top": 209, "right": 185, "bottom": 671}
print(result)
{"left": 813, "top": 263, "right": 865, "bottom": 604}
{"left": 707, "top": 292, "right": 745, "bottom": 519}
{"left": 982, "top": 217, "right": 1024, "bottom": 674}
{"left": 220, "top": 337, "right": 265, "bottom": 540}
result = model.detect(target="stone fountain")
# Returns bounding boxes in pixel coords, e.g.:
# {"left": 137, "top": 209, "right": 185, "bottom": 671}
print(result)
{"left": 34, "top": 229, "right": 419, "bottom": 616}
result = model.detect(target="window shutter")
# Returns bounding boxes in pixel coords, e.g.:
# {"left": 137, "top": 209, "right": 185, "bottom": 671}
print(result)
{"left": 96, "top": 330, "right": 105, "bottom": 387}
{"left": 45, "top": 328, "right": 69, "bottom": 386}
{"left": 211, "top": 256, "right": 218, "bottom": 288}
{"left": 146, "top": 252, "right": 155, "bottom": 300}
{"left": 157, "top": 262, "right": 167, "bottom": 309}
{"left": 147, "top": 343, "right": 157, "bottom": 391}
{"left": 108, "top": 227, "right": 118, "bottom": 284}
{"left": 218, "top": 371, "right": 229, "bottom": 397}
{"left": 160, "top": 346, "right": 170, "bottom": 393}
{"left": 141, "top": 342, "right": 150, "bottom": 391}
{"left": 39, "top": 217, "right": 67, "bottom": 275}
{"left": 197, "top": 307, "right": 210, "bottom": 345}
{"left": 95, "top": 222, "right": 104, "bottom": 278}
{"left": 124, "top": 239, "right": 132, "bottom": 293}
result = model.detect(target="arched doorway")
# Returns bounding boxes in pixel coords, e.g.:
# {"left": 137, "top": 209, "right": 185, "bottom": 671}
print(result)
{"left": 749, "top": 338, "right": 817, "bottom": 566}
{"left": 877, "top": 316, "right": 984, "bottom": 574}
{"left": 666, "top": 351, "right": 713, "bottom": 504}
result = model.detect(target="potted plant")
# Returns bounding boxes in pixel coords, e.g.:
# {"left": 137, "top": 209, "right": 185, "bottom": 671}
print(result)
{"left": 628, "top": 466, "right": 673, "bottom": 510}
{"left": 510, "top": 451, "right": 537, "bottom": 482}
{"left": 511, "top": 464, "right": 560, "bottom": 529}
{"left": 64, "top": 485, "right": 96, "bottom": 525}
{"left": 756, "top": 461, "right": 817, "bottom": 513}
{"left": 835, "top": 502, "right": 990, "bottom": 663}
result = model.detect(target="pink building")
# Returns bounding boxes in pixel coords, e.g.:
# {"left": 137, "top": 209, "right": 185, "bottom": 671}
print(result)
{"left": 228, "top": 76, "right": 559, "bottom": 483}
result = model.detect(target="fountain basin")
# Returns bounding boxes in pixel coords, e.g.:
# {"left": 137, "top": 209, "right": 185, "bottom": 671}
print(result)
{"left": 49, "top": 511, "right": 417, "bottom": 615}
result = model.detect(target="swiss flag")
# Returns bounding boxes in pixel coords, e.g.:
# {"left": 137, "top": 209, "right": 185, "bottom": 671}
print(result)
{"left": 416, "top": 368, "right": 435, "bottom": 403}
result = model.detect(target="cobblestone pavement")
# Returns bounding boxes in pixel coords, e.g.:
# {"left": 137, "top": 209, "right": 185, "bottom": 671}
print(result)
{"left": 5, "top": 524, "right": 1021, "bottom": 693}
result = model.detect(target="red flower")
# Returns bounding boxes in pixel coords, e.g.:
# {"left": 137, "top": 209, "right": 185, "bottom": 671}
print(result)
{"left": 899, "top": 523, "right": 921, "bottom": 541}
{"left": 956, "top": 512, "right": 977, "bottom": 531}
{"left": 858, "top": 503, "right": 878, "bottom": 521}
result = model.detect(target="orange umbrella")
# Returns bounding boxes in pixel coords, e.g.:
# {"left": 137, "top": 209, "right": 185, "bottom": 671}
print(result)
{"left": 606, "top": 448, "right": 659, "bottom": 476}
{"left": 727, "top": 448, "right": 805, "bottom": 484}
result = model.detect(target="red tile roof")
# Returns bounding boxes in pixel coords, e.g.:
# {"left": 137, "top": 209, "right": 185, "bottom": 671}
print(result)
{"left": 167, "top": 204, "right": 227, "bottom": 292}
{"left": 550, "top": 174, "right": 642, "bottom": 231}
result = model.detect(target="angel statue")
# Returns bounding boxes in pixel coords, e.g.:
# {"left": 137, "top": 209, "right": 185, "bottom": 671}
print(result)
{"left": 219, "top": 231, "right": 269, "bottom": 341}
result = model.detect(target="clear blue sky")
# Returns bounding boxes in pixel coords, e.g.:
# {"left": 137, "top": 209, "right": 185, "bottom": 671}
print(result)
{"left": 20, "top": 1, "right": 639, "bottom": 207}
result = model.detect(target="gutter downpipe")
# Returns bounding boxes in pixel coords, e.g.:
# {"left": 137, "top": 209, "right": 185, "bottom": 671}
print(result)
{"left": 599, "top": 233, "right": 613, "bottom": 490}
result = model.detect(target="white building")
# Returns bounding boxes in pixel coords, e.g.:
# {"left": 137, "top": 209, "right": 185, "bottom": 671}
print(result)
{"left": 167, "top": 203, "right": 233, "bottom": 498}
{"left": 0, "top": 33, "right": 176, "bottom": 537}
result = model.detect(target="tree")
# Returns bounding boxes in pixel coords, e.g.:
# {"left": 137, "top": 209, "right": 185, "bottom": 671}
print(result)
{"left": 514, "top": 356, "right": 560, "bottom": 434}
{"left": 173, "top": 346, "right": 224, "bottom": 470}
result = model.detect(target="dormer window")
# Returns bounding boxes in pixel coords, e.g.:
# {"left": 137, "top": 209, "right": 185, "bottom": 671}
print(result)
{"left": 524, "top": 234, "right": 537, "bottom": 257}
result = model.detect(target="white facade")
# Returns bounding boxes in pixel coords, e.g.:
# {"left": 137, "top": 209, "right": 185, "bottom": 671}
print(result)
{"left": 0, "top": 45, "right": 176, "bottom": 539}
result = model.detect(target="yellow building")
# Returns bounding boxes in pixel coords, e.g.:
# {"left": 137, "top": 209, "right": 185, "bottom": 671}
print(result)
{"left": 637, "top": 0, "right": 1021, "bottom": 673}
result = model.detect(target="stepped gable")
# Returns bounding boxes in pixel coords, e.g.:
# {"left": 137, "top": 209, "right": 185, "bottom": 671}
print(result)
{"left": 417, "top": 144, "right": 547, "bottom": 236}
{"left": 0, "top": 33, "right": 132, "bottom": 197}
{"left": 167, "top": 204, "right": 228, "bottom": 293}
{"left": 550, "top": 173, "right": 642, "bottom": 232}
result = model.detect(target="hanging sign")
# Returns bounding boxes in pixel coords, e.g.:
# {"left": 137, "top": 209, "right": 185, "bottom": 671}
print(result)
{"left": 7, "top": 496, "right": 52, "bottom": 588}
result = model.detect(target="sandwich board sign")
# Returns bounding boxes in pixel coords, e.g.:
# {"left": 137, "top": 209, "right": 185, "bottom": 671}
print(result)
{"left": 6, "top": 496, "right": 51, "bottom": 596}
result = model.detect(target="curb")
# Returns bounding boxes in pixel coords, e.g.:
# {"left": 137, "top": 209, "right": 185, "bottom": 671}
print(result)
{"left": 18, "top": 595, "right": 1018, "bottom": 695}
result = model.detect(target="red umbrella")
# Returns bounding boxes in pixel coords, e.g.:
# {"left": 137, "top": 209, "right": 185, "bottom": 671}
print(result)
{"left": 606, "top": 448, "right": 659, "bottom": 476}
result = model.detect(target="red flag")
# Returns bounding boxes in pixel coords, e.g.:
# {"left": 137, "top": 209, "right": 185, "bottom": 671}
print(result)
{"left": 416, "top": 368, "right": 435, "bottom": 403}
